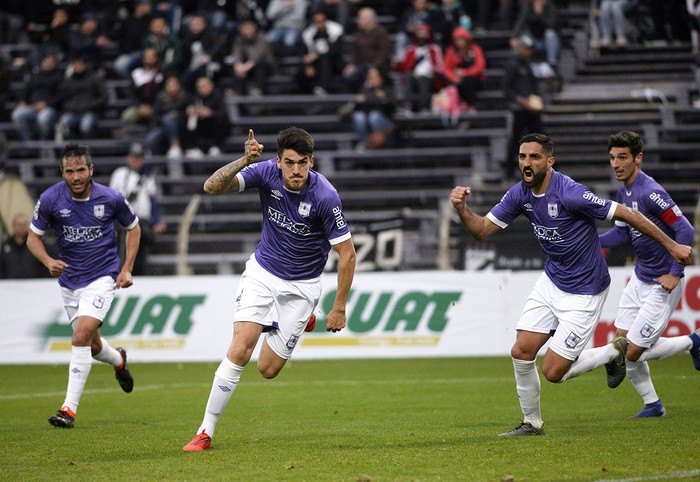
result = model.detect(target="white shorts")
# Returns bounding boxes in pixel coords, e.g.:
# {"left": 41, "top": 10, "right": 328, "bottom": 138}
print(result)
{"left": 61, "top": 275, "right": 117, "bottom": 325}
{"left": 517, "top": 273, "right": 609, "bottom": 361}
{"left": 614, "top": 271, "right": 684, "bottom": 348}
{"left": 233, "top": 255, "right": 321, "bottom": 360}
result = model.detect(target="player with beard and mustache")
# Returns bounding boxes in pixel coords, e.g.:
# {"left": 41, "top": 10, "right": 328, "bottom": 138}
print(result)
{"left": 450, "top": 133, "right": 693, "bottom": 437}
{"left": 27, "top": 143, "right": 141, "bottom": 429}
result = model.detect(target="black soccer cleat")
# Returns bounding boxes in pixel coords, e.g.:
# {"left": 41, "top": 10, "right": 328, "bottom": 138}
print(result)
{"left": 115, "top": 347, "right": 134, "bottom": 393}
{"left": 605, "top": 336, "right": 628, "bottom": 388}
{"left": 48, "top": 406, "right": 76, "bottom": 428}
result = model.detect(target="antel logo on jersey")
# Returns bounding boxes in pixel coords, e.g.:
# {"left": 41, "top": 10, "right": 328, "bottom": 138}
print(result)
{"left": 332, "top": 206, "right": 346, "bottom": 229}
{"left": 649, "top": 192, "right": 670, "bottom": 210}
{"left": 583, "top": 191, "right": 606, "bottom": 206}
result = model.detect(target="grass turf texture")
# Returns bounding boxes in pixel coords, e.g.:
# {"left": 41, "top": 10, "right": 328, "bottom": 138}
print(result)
{"left": 1, "top": 356, "right": 699, "bottom": 482}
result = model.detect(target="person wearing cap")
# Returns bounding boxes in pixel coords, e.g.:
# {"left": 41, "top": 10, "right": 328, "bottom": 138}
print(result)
{"left": 502, "top": 34, "right": 544, "bottom": 178}
{"left": 443, "top": 26, "right": 486, "bottom": 113}
{"left": 109, "top": 143, "right": 167, "bottom": 275}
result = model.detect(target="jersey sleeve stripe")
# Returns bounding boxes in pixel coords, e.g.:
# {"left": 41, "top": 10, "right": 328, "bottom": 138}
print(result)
{"left": 486, "top": 212, "right": 508, "bottom": 229}
{"left": 329, "top": 232, "right": 352, "bottom": 245}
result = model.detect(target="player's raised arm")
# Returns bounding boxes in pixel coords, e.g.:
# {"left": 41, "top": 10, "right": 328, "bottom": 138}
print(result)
{"left": 451, "top": 186, "right": 500, "bottom": 241}
{"left": 203, "top": 129, "right": 265, "bottom": 195}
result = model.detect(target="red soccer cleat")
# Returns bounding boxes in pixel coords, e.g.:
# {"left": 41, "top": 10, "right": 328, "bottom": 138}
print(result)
{"left": 304, "top": 314, "right": 317, "bottom": 332}
{"left": 183, "top": 431, "right": 212, "bottom": 451}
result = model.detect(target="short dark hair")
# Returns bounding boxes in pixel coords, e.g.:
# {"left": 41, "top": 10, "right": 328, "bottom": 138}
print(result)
{"left": 519, "top": 133, "right": 554, "bottom": 157}
{"left": 277, "top": 127, "right": 314, "bottom": 158}
{"left": 59, "top": 143, "right": 92, "bottom": 169}
{"left": 608, "top": 131, "right": 643, "bottom": 157}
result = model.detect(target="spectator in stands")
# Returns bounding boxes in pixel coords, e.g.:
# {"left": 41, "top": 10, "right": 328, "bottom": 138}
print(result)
{"left": 297, "top": 8, "right": 346, "bottom": 95}
{"left": 67, "top": 11, "right": 115, "bottom": 71}
{"left": 648, "top": 1, "right": 689, "bottom": 45}
{"left": 113, "top": 1, "right": 154, "bottom": 78}
{"left": 438, "top": 0, "right": 474, "bottom": 47}
{"left": 182, "top": 127, "right": 356, "bottom": 452}
{"left": 502, "top": 34, "right": 544, "bottom": 178}
{"left": 394, "top": 23, "right": 445, "bottom": 113}
{"left": 109, "top": 142, "right": 167, "bottom": 276}
{"left": 183, "top": 76, "right": 229, "bottom": 158}
{"left": 395, "top": 0, "right": 445, "bottom": 59}
{"left": 511, "top": 0, "right": 559, "bottom": 68}
{"left": 11, "top": 53, "right": 62, "bottom": 141}
{"left": 597, "top": 0, "right": 629, "bottom": 47}
{"left": 228, "top": 19, "right": 275, "bottom": 97}
{"left": 352, "top": 65, "right": 396, "bottom": 150}
{"left": 450, "top": 132, "right": 693, "bottom": 438}
{"left": 58, "top": 56, "right": 108, "bottom": 140}
{"left": 28, "top": 7, "right": 70, "bottom": 66}
{"left": 310, "top": 0, "right": 353, "bottom": 30}
{"left": 343, "top": 7, "right": 392, "bottom": 93}
{"left": 687, "top": 0, "right": 700, "bottom": 54}
{"left": 146, "top": 75, "right": 190, "bottom": 159}
{"left": 443, "top": 26, "right": 486, "bottom": 113}
{"left": 121, "top": 48, "right": 164, "bottom": 129}
{"left": 265, "top": 0, "right": 307, "bottom": 56}
{"left": 180, "top": 13, "right": 226, "bottom": 92}
{"left": 599, "top": 130, "right": 697, "bottom": 419}
{"left": 0, "top": 213, "right": 51, "bottom": 279}
{"left": 117, "top": 15, "right": 184, "bottom": 79}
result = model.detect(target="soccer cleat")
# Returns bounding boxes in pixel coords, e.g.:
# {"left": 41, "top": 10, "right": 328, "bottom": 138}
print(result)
{"left": 689, "top": 330, "right": 700, "bottom": 371}
{"left": 304, "top": 314, "right": 317, "bottom": 333}
{"left": 605, "top": 336, "right": 628, "bottom": 388}
{"left": 498, "top": 421, "right": 545, "bottom": 437}
{"left": 48, "top": 406, "right": 76, "bottom": 428}
{"left": 183, "top": 431, "right": 212, "bottom": 451}
{"left": 115, "top": 347, "right": 134, "bottom": 393}
{"left": 630, "top": 399, "right": 666, "bottom": 419}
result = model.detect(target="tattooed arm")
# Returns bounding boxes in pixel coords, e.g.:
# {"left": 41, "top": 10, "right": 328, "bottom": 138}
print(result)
{"left": 203, "top": 129, "right": 265, "bottom": 194}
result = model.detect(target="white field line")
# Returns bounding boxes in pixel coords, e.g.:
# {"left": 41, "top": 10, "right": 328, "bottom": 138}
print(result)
{"left": 595, "top": 470, "right": 700, "bottom": 482}
{"left": 0, "top": 376, "right": 512, "bottom": 401}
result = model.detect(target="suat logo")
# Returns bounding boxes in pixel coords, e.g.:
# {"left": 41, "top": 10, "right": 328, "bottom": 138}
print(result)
{"left": 41, "top": 294, "right": 206, "bottom": 344}
{"left": 310, "top": 289, "right": 462, "bottom": 334}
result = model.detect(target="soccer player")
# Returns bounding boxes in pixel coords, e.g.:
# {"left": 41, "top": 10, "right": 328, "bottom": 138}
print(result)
{"left": 183, "top": 127, "right": 356, "bottom": 451}
{"left": 27, "top": 143, "right": 140, "bottom": 429}
{"left": 599, "top": 130, "right": 699, "bottom": 418}
{"left": 450, "top": 133, "right": 693, "bottom": 436}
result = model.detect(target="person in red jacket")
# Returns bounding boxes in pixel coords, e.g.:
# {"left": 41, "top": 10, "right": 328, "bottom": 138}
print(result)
{"left": 443, "top": 27, "right": 486, "bottom": 112}
{"left": 394, "top": 23, "right": 445, "bottom": 113}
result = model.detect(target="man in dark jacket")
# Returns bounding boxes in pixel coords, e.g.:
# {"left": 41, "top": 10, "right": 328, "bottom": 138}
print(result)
{"left": 0, "top": 214, "right": 52, "bottom": 279}
{"left": 11, "top": 53, "right": 63, "bottom": 141}
{"left": 58, "top": 57, "right": 108, "bottom": 139}
{"left": 183, "top": 76, "right": 229, "bottom": 157}
{"left": 502, "top": 34, "right": 544, "bottom": 178}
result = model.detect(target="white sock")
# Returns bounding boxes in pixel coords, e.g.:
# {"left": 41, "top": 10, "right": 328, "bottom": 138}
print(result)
{"left": 560, "top": 344, "right": 616, "bottom": 381}
{"left": 513, "top": 358, "right": 542, "bottom": 428}
{"left": 92, "top": 337, "right": 123, "bottom": 367}
{"left": 63, "top": 346, "right": 93, "bottom": 413}
{"left": 197, "top": 358, "right": 244, "bottom": 438}
{"left": 638, "top": 336, "right": 693, "bottom": 362}
{"left": 627, "top": 360, "right": 659, "bottom": 405}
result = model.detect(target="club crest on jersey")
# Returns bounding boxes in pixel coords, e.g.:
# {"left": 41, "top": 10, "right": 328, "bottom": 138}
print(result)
{"left": 298, "top": 202, "right": 311, "bottom": 217}
{"left": 639, "top": 323, "right": 655, "bottom": 339}
{"left": 632, "top": 201, "right": 638, "bottom": 210}
{"left": 547, "top": 203, "right": 559, "bottom": 218}
{"left": 565, "top": 332, "right": 581, "bottom": 348}
{"left": 93, "top": 205, "right": 105, "bottom": 218}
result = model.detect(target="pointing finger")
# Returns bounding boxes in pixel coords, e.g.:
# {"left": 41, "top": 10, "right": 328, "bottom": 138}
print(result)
{"left": 249, "top": 129, "right": 254, "bottom": 140}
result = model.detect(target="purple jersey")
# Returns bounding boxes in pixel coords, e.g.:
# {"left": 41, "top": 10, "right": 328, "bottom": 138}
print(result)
{"left": 30, "top": 181, "right": 139, "bottom": 289}
{"left": 606, "top": 170, "right": 691, "bottom": 282}
{"left": 486, "top": 170, "right": 617, "bottom": 295}
{"left": 237, "top": 158, "right": 351, "bottom": 280}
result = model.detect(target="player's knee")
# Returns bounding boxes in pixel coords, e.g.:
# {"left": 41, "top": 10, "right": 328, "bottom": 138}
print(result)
{"left": 258, "top": 365, "right": 281, "bottom": 379}
{"left": 541, "top": 365, "right": 565, "bottom": 383}
{"left": 510, "top": 345, "right": 537, "bottom": 361}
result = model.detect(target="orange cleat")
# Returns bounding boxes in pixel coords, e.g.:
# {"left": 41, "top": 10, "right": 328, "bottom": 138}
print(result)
{"left": 183, "top": 431, "right": 212, "bottom": 451}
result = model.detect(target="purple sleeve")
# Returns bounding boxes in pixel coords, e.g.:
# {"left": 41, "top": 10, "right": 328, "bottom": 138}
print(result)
{"left": 599, "top": 223, "right": 631, "bottom": 248}
{"left": 564, "top": 182, "right": 616, "bottom": 221}
{"left": 669, "top": 215, "right": 695, "bottom": 277}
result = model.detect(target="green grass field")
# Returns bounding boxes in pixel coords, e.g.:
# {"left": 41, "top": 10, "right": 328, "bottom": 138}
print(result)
{"left": 1, "top": 356, "right": 699, "bottom": 482}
